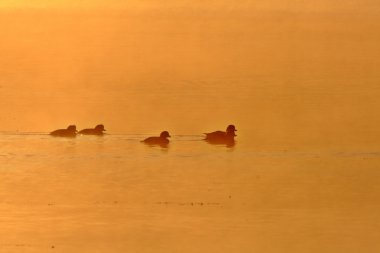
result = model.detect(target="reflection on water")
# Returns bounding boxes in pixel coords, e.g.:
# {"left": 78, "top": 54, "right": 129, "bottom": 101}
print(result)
{"left": 1, "top": 133, "right": 380, "bottom": 252}
{"left": 205, "top": 139, "right": 236, "bottom": 148}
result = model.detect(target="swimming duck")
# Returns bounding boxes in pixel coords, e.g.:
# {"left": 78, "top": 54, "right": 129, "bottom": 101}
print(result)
{"left": 50, "top": 125, "right": 77, "bottom": 137}
{"left": 142, "top": 131, "right": 171, "bottom": 147}
{"left": 78, "top": 124, "right": 106, "bottom": 135}
{"left": 204, "top": 124, "right": 237, "bottom": 145}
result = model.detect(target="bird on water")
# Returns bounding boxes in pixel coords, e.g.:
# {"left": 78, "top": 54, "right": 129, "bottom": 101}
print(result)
{"left": 204, "top": 124, "right": 237, "bottom": 145}
{"left": 50, "top": 125, "right": 77, "bottom": 137}
{"left": 78, "top": 124, "right": 106, "bottom": 135}
{"left": 142, "top": 131, "right": 171, "bottom": 147}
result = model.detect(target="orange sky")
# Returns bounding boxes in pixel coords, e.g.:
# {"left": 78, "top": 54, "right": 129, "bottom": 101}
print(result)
{"left": 1, "top": 0, "right": 380, "bottom": 13}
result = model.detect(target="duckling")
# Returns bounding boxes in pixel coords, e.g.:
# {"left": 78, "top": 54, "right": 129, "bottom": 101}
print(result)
{"left": 78, "top": 124, "right": 106, "bottom": 135}
{"left": 204, "top": 124, "right": 237, "bottom": 145}
{"left": 142, "top": 131, "right": 171, "bottom": 147}
{"left": 50, "top": 125, "right": 77, "bottom": 137}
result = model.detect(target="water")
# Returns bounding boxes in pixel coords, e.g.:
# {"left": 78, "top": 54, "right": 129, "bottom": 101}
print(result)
{"left": 1, "top": 6, "right": 380, "bottom": 253}
{"left": 1, "top": 133, "right": 380, "bottom": 252}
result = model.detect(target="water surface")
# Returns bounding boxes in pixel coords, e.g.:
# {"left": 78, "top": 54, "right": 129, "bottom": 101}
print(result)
{"left": 1, "top": 133, "right": 380, "bottom": 252}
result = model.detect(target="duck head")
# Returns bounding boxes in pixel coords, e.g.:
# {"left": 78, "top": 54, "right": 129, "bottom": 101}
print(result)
{"left": 160, "top": 131, "right": 171, "bottom": 138}
{"left": 95, "top": 124, "right": 106, "bottom": 132}
{"left": 67, "top": 125, "right": 77, "bottom": 133}
{"left": 226, "top": 125, "right": 237, "bottom": 136}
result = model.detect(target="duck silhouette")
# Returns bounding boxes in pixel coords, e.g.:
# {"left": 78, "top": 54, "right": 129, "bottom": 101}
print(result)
{"left": 50, "top": 125, "right": 77, "bottom": 137}
{"left": 142, "top": 131, "right": 171, "bottom": 147}
{"left": 204, "top": 125, "right": 237, "bottom": 146}
{"left": 78, "top": 124, "right": 106, "bottom": 135}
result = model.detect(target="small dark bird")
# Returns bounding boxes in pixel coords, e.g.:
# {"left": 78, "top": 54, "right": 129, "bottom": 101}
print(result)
{"left": 204, "top": 124, "right": 237, "bottom": 145}
{"left": 50, "top": 125, "right": 77, "bottom": 137}
{"left": 142, "top": 131, "right": 171, "bottom": 147}
{"left": 78, "top": 124, "right": 106, "bottom": 135}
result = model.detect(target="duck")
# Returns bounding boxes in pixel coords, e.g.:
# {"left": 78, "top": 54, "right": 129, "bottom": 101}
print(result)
{"left": 50, "top": 125, "right": 77, "bottom": 137}
{"left": 142, "top": 131, "right": 171, "bottom": 147}
{"left": 204, "top": 124, "right": 237, "bottom": 145}
{"left": 78, "top": 124, "right": 106, "bottom": 135}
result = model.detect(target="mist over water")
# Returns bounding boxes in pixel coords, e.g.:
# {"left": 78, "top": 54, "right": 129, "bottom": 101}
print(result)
{"left": 1, "top": 7, "right": 380, "bottom": 253}
{"left": 1, "top": 9, "right": 379, "bottom": 145}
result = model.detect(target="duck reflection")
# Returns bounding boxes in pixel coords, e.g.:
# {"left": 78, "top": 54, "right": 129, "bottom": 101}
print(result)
{"left": 204, "top": 125, "right": 237, "bottom": 147}
{"left": 50, "top": 125, "right": 77, "bottom": 138}
{"left": 142, "top": 131, "right": 171, "bottom": 148}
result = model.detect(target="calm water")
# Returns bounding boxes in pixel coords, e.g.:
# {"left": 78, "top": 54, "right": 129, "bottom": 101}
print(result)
{"left": 1, "top": 7, "right": 380, "bottom": 253}
{"left": 1, "top": 133, "right": 380, "bottom": 252}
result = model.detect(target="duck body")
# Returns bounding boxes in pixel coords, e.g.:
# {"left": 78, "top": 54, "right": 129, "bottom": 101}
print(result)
{"left": 205, "top": 131, "right": 234, "bottom": 141}
{"left": 78, "top": 124, "right": 106, "bottom": 136}
{"left": 142, "top": 131, "right": 171, "bottom": 147}
{"left": 50, "top": 125, "right": 77, "bottom": 138}
{"left": 204, "top": 125, "right": 237, "bottom": 145}
{"left": 143, "top": 136, "right": 169, "bottom": 145}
